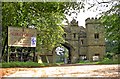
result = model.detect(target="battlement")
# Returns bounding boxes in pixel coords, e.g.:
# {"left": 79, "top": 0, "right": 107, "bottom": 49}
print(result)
{"left": 85, "top": 17, "right": 101, "bottom": 24}
{"left": 70, "top": 19, "right": 78, "bottom": 26}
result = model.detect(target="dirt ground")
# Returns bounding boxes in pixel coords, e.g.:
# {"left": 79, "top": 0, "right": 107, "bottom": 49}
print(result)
{"left": 0, "top": 64, "right": 119, "bottom": 77}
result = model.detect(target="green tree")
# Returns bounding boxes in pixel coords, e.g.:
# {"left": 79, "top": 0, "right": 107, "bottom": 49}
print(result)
{"left": 2, "top": 2, "right": 84, "bottom": 54}
{"left": 2, "top": 2, "right": 64, "bottom": 53}
{"left": 101, "top": 2, "right": 120, "bottom": 55}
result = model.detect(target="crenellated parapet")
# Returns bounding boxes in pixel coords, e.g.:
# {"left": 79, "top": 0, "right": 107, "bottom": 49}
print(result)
{"left": 85, "top": 17, "right": 101, "bottom": 25}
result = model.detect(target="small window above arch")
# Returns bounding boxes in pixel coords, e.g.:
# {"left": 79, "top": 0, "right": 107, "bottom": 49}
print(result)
{"left": 73, "top": 33, "right": 76, "bottom": 38}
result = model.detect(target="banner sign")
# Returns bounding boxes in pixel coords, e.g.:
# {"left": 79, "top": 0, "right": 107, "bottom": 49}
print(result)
{"left": 8, "top": 27, "right": 37, "bottom": 47}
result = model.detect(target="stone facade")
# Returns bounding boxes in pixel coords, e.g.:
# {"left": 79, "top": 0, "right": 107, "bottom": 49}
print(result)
{"left": 63, "top": 18, "right": 105, "bottom": 62}
{"left": 39, "top": 18, "right": 105, "bottom": 63}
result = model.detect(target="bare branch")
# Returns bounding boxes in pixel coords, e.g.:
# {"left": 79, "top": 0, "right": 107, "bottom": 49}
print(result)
{"left": 87, "top": 0, "right": 113, "bottom": 10}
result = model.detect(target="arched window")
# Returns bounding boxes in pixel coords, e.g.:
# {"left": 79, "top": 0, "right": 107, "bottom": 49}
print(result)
{"left": 81, "top": 40, "right": 84, "bottom": 45}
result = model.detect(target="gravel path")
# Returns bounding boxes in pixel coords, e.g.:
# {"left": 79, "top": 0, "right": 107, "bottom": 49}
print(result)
{"left": 1, "top": 64, "right": 119, "bottom": 77}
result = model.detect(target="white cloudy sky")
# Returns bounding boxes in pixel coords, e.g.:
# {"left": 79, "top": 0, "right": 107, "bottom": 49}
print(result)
{"left": 63, "top": 0, "right": 118, "bottom": 27}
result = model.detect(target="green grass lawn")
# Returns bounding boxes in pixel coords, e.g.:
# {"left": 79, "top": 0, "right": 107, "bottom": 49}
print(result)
{"left": 1, "top": 61, "right": 61, "bottom": 68}
{"left": 77, "top": 58, "right": 119, "bottom": 65}
{"left": 1, "top": 58, "right": 119, "bottom": 68}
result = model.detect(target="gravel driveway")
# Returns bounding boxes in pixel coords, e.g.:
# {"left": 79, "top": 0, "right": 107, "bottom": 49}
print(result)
{"left": 1, "top": 64, "right": 119, "bottom": 77}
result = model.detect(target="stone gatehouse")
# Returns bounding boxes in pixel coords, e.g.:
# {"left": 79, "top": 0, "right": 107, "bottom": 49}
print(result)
{"left": 39, "top": 18, "right": 105, "bottom": 63}
{"left": 62, "top": 18, "right": 105, "bottom": 62}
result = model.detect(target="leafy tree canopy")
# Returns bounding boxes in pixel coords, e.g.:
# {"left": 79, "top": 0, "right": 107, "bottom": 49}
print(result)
{"left": 2, "top": 2, "right": 84, "bottom": 53}
{"left": 100, "top": 1, "right": 120, "bottom": 54}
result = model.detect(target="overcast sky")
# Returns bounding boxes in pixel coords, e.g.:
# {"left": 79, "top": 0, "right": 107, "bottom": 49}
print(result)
{"left": 63, "top": 0, "right": 118, "bottom": 27}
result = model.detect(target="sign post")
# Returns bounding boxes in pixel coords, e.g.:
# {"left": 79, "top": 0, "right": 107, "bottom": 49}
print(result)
{"left": 7, "top": 46, "right": 9, "bottom": 63}
{"left": 8, "top": 27, "right": 37, "bottom": 47}
{"left": 7, "top": 27, "right": 37, "bottom": 62}
{"left": 31, "top": 37, "right": 36, "bottom": 47}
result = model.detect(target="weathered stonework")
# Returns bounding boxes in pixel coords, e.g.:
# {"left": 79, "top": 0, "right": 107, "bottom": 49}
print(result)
{"left": 40, "top": 18, "right": 105, "bottom": 63}
{"left": 63, "top": 18, "right": 105, "bottom": 62}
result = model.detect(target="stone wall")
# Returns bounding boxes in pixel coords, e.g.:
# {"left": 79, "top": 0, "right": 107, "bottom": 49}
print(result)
{"left": 63, "top": 18, "right": 105, "bottom": 62}
{"left": 40, "top": 18, "right": 105, "bottom": 63}
{"left": 85, "top": 18, "right": 105, "bottom": 61}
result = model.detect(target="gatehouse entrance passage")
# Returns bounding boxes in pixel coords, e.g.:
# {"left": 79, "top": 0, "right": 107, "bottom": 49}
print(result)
{"left": 55, "top": 46, "right": 69, "bottom": 64}
{"left": 52, "top": 42, "right": 76, "bottom": 64}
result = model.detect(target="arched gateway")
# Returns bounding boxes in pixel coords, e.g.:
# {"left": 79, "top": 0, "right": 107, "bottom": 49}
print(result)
{"left": 3, "top": 18, "right": 105, "bottom": 63}
{"left": 39, "top": 18, "right": 105, "bottom": 64}
{"left": 52, "top": 42, "right": 78, "bottom": 64}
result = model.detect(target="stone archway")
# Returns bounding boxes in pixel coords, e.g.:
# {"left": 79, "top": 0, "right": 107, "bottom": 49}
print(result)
{"left": 52, "top": 42, "right": 76, "bottom": 64}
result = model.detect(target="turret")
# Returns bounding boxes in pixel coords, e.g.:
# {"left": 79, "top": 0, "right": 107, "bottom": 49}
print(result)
{"left": 70, "top": 19, "right": 78, "bottom": 26}
{"left": 85, "top": 17, "right": 105, "bottom": 61}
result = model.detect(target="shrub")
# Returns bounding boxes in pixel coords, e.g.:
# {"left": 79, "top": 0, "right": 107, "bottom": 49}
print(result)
{"left": 1, "top": 62, "right": 61, "bottom": 68}
{"left": 98, "top": 58, "right": 119, "bottom": 64}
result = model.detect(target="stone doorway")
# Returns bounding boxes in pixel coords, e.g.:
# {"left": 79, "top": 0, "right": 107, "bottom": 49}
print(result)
{"left": 52, "top": 42, "right": 75, "bottom": 64}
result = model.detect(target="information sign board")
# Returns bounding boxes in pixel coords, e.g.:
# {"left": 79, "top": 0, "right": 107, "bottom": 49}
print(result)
{"left": 8, "top": 27, "right": 37, "bottom": 47}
